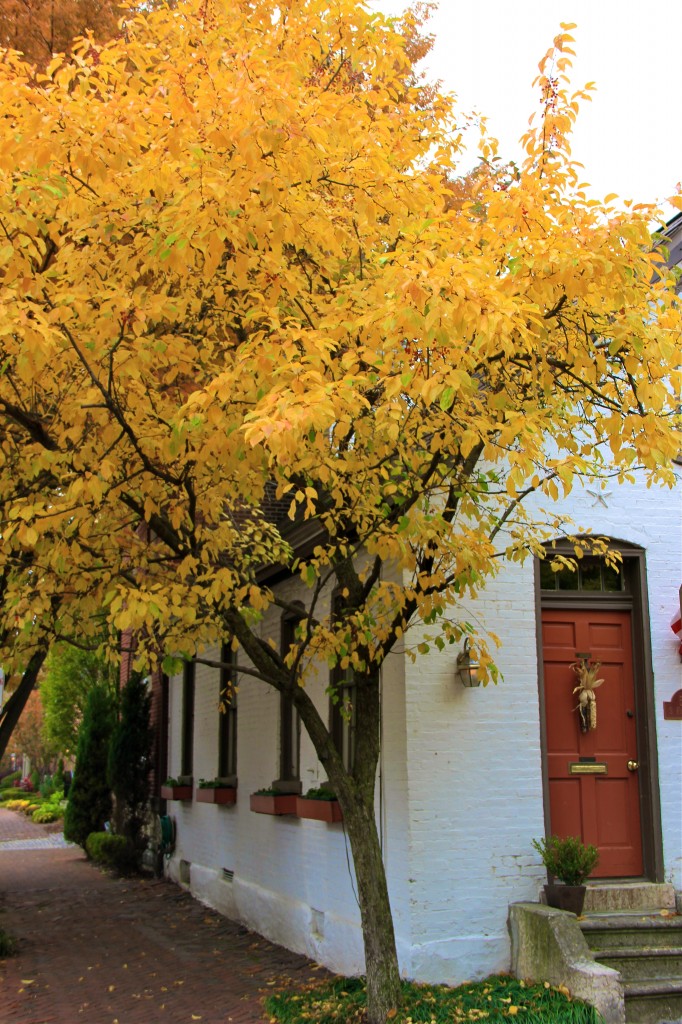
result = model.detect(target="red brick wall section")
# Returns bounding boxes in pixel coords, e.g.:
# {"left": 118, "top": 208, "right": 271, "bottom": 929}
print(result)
{"left": 119, "top": 628, "right": 135, "bottom": 689}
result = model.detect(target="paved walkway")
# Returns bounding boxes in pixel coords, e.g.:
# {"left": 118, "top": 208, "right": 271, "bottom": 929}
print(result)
{"left": 0, "top": 805, "right": 63, "bottom": 843}
{"left": 0, "top": 808, "right": 322, "bottom": 1023}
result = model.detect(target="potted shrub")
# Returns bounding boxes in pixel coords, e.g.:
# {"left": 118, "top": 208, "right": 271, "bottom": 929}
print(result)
{"left": 296, "top": 786, "right": 343, "bottom": 823}
{"left": 532, "top": 834, "right": 599, "bottom": 915}
{"left": 250, "top": 787, "right": 298, "bottom": 816}
{"left": 160, "top": 777, "right": 193, "bottom": 802}
{"left": 195, "top": 778, "right": 237, "bottom": 805}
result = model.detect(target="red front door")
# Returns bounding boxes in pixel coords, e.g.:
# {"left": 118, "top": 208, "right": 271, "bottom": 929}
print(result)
{"left": 542, "top": 608, "right": 643, "bottom": 877}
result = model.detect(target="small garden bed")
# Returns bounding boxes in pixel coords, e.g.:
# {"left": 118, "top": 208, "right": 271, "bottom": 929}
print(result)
{"left": 2, "top": 790, "right": 66, "bottom": 824}
{"left": 265, "top": 974, "right": 603, "bottom": 1024}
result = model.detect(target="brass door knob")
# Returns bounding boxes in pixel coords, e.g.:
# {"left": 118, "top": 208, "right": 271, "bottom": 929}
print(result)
{"left": 627, "top": 760, "right": 639, "bottom": 772}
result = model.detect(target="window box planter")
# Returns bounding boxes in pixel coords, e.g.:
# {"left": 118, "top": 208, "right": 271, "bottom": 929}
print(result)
{"left": 295, "top": 796, "right": 343, "bottom": 823}
{"left": 161, "top": 784, "right": 193, "bottom": 802}
{"left": 250, "top": 793, "right": 298, "bottom": 816}
{"left": 196, "top": 786, "right": 237, "bottom": 805}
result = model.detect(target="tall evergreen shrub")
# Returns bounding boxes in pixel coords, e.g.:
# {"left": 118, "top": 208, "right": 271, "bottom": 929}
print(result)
{"left": 107, "top": 672, "right": 153, "bottom": 858}
{"left": 63, "top": 687, "right": 115, "bottom": 847}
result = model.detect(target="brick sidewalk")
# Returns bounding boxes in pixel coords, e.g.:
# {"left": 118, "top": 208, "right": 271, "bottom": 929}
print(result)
{"left": 0, "top": 810, "right": 324, "bottom": 1024}
{"left": 0, "top": 804, "right": 52, "bottom": 841}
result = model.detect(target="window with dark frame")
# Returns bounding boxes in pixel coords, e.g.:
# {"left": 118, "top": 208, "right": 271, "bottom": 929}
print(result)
{"left": 181, "top": 660, "right": 195, "bottom": 777}
{"left": 218, "top": 643, "right": 237, "bottom": 779}
{"left": 279, "top": 611, "right": 301, "bottom": 784}
{"left": 330, "top": 668, "right": 357, "bottom": 773}
{"left": 329, "top": 593, "right": 358, "bottom": 774}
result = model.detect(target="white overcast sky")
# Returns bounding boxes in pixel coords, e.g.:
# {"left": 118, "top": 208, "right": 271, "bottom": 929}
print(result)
{"left": 372, "top": 0, "right": 681, "bottom": 219}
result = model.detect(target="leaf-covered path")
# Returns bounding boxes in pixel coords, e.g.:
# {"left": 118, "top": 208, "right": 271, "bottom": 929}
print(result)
{"left": 0, "top": 808, "right": 321, "bottom": 1023}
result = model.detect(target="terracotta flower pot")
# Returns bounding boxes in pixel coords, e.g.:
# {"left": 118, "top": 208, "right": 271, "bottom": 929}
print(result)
{"left": 544, "top": 883, "right": 587, "bottom": 915}
{"left": 160, "top": 785, "right": 193, "bottom": 802}
{"left": 250, "top": 793, "right": 298, "bottom": 815}
{"left": 295, "top": 796, "right": 343, "bottom": 823}
{"left": 196, "top": 787, "right": 236, "bottom": 805}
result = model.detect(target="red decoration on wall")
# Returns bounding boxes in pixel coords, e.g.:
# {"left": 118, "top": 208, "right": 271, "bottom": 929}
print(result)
{"left": 663, "top": 690, "right": 682, "bottom": 721}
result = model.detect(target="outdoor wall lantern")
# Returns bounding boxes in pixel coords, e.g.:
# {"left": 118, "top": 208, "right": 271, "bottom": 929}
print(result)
{"left": 456, "top": 638, "right": 481, "bottom": 688}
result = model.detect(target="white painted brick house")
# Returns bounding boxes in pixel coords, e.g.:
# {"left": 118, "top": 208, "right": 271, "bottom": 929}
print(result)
{"left": 158, "top": 215, "right": 682, "bottom": 985}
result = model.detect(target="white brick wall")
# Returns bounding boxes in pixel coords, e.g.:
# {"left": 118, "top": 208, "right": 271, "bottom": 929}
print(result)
{"left": 402, "top": 555, "right": 547, "bottom": 981}
{"left": 164, "top": 468, "right": 681, "bottom": 984}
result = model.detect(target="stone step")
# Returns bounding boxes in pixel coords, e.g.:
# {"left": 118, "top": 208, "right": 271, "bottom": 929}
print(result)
{"left": 624, "top": 979, "right": 682, "bottom": 1024}
{"left": 626, "top": 1020, "right": 682, "bottom": 1024}
{"left": 595, "top": 946, "right": 682, "bottom": 982}
{"left": 581, "top": 913, "right": 682, "bottom": 951}
{"left": 584, "top": 883, "right": 676, "bottom": 915}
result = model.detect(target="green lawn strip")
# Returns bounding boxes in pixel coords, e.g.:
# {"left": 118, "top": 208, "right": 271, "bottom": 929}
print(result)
{"left": 265, "top": 974, "right": 602, "bottom": 1024}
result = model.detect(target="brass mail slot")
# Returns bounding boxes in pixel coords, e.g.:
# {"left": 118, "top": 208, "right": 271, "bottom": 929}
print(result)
{"left": 569, "top": 762, "right": 608, "bottom": 775}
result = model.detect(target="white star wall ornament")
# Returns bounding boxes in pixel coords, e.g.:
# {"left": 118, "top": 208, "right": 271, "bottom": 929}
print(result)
{"left": 586, "top": 489, "right": 613, "bottom": 508}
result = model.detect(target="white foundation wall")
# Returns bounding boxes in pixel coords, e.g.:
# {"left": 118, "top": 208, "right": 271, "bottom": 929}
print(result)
{"left": 165, "top": 577, "right": 413, "bottom": 978}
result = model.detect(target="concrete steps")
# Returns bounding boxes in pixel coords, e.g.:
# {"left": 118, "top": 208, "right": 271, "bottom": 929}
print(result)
{"left": 581, "top": 910, "right": 682, "bottom": 1024}
{"left": 583, "top": 883, "right": 676, "bottom": 915}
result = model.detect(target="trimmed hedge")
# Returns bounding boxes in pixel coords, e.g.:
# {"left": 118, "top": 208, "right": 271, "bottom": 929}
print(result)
{"left": 0, "top": 770, "right": 21, "bottom": 789}
{"left": 32, "top": 805, "right": 62, "bottom": 824}
{"left": 0, "top": 788, "right": 27, "bottom": 801}
{"left": 85, "top": 832, "right": 136, "bottom": 874}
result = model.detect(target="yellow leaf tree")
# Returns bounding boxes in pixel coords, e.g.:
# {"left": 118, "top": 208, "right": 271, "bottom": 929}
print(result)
{"left": 0, "top": 0, "right": 131, "bottom": 68}
{"left": 0, "top": 4, "right": 679, "bottom": 1020}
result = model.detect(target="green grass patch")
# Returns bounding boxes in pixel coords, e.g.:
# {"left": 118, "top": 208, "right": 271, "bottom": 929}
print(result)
{"left": 265, "top": 974, "right": 603, "bottom": 1024}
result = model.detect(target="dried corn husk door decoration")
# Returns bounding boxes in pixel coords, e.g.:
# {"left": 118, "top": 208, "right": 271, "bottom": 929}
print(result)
{"left": 572, "top": 658, "right": 605, "bottom": 732}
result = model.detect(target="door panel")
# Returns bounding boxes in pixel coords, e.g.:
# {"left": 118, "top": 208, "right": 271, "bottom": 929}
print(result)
{"left": 542, "top": 608, "right": 643, "bottom": 877}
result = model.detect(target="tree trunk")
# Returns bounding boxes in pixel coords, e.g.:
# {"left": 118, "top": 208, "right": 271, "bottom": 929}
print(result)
{"left": 340, "top": 791, "right": 402, "bottom": 1024}
{"left": 0, "top": 648, "right": 47, "bottom": 763}
{"left": 293, "top": 674, "right": 401, "bottom": 1024}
